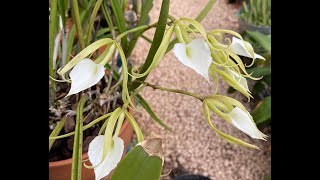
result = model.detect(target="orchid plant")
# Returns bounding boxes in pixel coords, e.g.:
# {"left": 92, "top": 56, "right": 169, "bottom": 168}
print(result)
{"left": 49, "top": 0, "right": 268, "bottom": 179}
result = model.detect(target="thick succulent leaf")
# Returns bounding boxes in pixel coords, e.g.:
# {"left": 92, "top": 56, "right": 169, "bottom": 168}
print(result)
{"left": 110, "top": 0, "right": 127, "bottom": 49}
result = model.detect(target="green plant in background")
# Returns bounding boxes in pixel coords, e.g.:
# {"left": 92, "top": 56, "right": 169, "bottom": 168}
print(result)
{"left": 49, "top": 0, "right": 269, "bottom": 179}
{"left": 240, "top": 0, "right": 271, "bottom": 26}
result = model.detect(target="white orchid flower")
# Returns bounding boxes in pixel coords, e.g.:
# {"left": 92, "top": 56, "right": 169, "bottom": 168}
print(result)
{"left": 88, "top": 135, "right": 124, "bottom": 180}
{"left": 66, "top": 58, "right": 105, "bottom": 96}
{"left": 228, "top": 37, "right": 265, "bottom": 60}
{"left": 173, "top": 39, "right": 213, "bottom": 81}
{"left": 226, "top": 69, "right": 249, "bottom": 92}
{"left": 228, "top": 107, "right": 267, "bottom": 140}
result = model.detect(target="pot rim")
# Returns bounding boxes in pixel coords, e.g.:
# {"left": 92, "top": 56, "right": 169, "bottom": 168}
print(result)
{"left": 49, "top": 119, "right": 131, "bottom": 167}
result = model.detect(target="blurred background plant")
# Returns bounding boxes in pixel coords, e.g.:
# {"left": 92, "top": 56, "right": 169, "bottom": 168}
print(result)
{"left": 238, "top": 0, "right": 271, "bottom": 34}
{"left": 240, "top": 0, "right": 271, "bottom": 26}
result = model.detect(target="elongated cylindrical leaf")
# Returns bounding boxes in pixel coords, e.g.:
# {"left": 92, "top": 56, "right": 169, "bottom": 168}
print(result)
{"left": 71, "top": 95, "right": 88, "bottom": 180}
{"left": 85, "top": 0, "right": 103, "bottom": 46}
{"left": 128, "top": 0, "right": 170, "bottom": 91}
{"left": 251, "top": 96, "right": 271, "bottom": 125}
{"left": 71, "top": 0, "right": 85, "bottom": 50}
{"left": 49, "top": 117, "right": 66, "bottom": 151}
{"left": 110, "top": 0, "right": 127, "bottom": 49}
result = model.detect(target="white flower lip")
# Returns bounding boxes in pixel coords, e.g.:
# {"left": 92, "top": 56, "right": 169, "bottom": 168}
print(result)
{"left": 173, "top": 39, "right": 213, "bottom": 81}
{"left": 66, "top": 58, "right": 106, "bottom": 96}
{"left": 228, "top": 107, "right": 267, "bottom": 140}
{"left": 228, "top": 37, "right": 265, "bottom": 60}
{"left": 88, "top": 135, "right": 124, "bottom": 180}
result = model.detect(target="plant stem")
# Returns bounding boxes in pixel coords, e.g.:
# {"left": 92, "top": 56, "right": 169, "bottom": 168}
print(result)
{"left": 71, "top": 0, "right": 85, "bottom": 50}
{"left": 139, "top": 81, "right": 204, "bottom": 101}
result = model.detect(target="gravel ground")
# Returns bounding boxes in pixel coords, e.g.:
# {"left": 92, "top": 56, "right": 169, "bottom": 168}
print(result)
{"left": 130, "top": 0, "right": 271, "bottom": 180}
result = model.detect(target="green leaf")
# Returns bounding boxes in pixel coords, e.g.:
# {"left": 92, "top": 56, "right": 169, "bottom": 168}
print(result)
{"left": 101, "top": 0, "right": 115, "bottom": 38}
{"left": 71, "top": 0, "right": 85, "bottom": 50}
{"left": 85, "top": 0, "right": 103, "bottom": 46}
{"left": 141, "top": 34, "right": 153, "bottom": 44}
{"left": 195, "top": 0, "right": 217, "bottom": 22}
{"left": 251, "top": 96, "right": 271, "bottom": 125}
{"left": 97, "top": 27, "right": 118, "bottom": 37}
{"left": 246, "top": 30, "right": 271, "bottom": 52}
{"left": 135, "top": 94, "right": 172, "bottom": 131}
{"left": 251, "top": 74, "right": 271, "bottom": 96}
{"left": 57, "top": 0, "right": 67, "bottom": 28}
{"left": 251, "top": 81, "right": 266, "bottom": 96}
{"left": 263, "top": 174, "right": 271, "bottom": 180}
{"left": 49, "top": 117, "right": 66, "bottom": 151}
{"left": 246, "top": 66, "right": 271, "bottom": 77}
{"left": 110, "top": 139, "right": 163, "bottom": 180}
{"left": 126, "top": 0, "right": 154, "bottom": 56}
{"left": 49, "top": 0, "right": 58, "bottom": 83}
{"left": 263, "top": 74, "right": 271, "bottom": 85}
{"left": 71, "top": 95, "right": 88, "bottom": 180}
{"left": 105, "top": 63, "right": 120, "bottom": 80}
{"left": 66, "top": 0, "right": 94, "bottom": 64}
{"left": 128, "top": 0, "right": 170, "bottom": 91}
{"left": 110, "top": 0, "right": 128, "bottom": 49}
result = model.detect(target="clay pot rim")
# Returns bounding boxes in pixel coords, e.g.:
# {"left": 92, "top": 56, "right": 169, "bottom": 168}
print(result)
{"left": 49, "top": 119, "right": 131, "bottom": 168}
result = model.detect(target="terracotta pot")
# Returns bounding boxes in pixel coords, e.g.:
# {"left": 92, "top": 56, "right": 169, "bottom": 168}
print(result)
{"left": 49, "top": 119, "right": 133, "bottom": 180}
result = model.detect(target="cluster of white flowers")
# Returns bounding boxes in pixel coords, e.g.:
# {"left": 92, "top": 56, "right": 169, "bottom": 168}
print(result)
{"left": 57, "top": 17, "right": 267, "bottom": 179}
